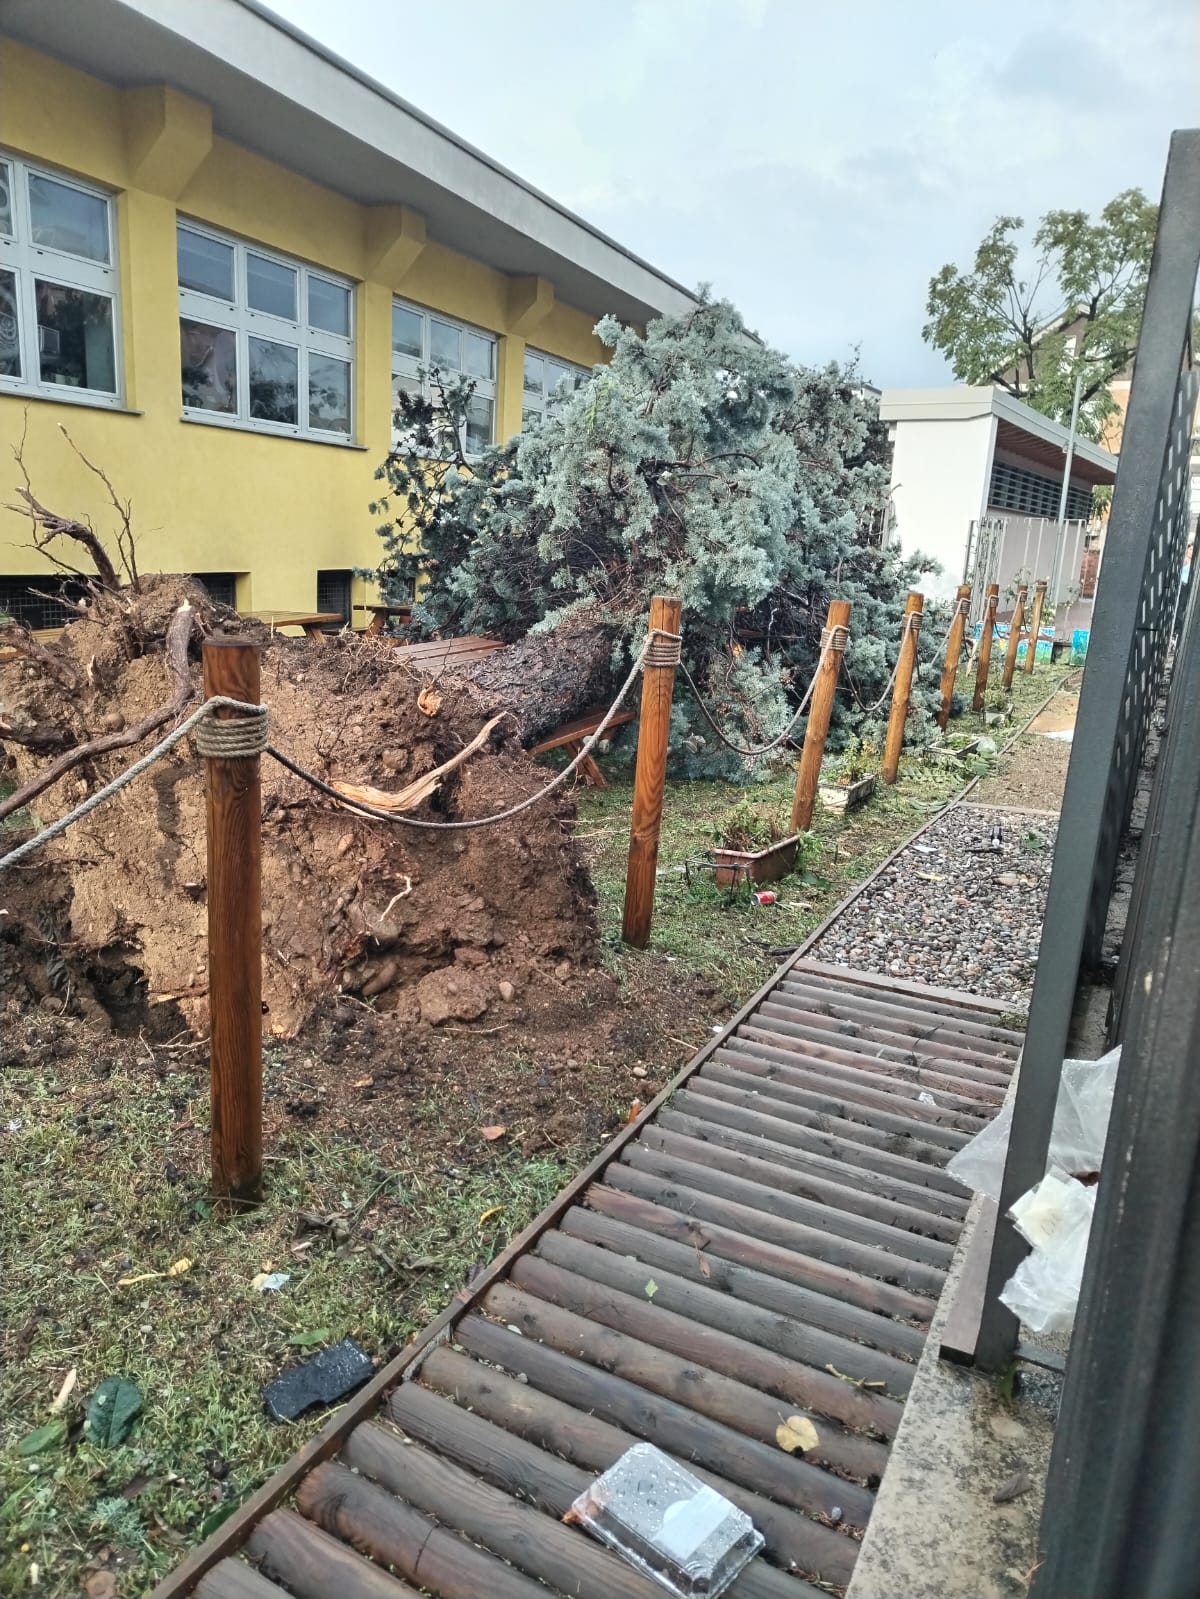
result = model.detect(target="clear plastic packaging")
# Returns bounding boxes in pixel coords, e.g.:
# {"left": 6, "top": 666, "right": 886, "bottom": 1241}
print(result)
{"left": 566, "top": 1443, "right": 764, "bottom": 1597}
{"left": 999, "top": 1167, "right": 1097, "bottom": 1334}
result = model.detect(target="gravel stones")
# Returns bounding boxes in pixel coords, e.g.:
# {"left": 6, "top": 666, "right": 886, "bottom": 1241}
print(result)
{"left": 812, "top": 805, "right": 1057, "bottom": 1007}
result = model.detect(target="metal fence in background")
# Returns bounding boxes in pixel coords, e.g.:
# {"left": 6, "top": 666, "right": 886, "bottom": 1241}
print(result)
{"left": 971, "top": 127, "right": 1200, "bottom": 1375}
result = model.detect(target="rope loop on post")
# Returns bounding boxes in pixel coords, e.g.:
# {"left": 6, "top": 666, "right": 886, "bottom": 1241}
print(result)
{"left": 645, "top": 628, "right": 683, "bottom": 669}
{"left": 192, "top": 706, "right": 270, "bottom": 760}
{"left": 907, "top": 611, "right": 923, "bottom": 636}
{"left": 957, "top": 596, "right": 972, "bottom": 618}
{"left": 820, "top": 623, "right": 851, "bottom": 653}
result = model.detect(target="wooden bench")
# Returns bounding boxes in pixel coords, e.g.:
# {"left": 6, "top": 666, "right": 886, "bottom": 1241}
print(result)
{"left": 0, "top": 625, "right": 66, "bottom": 662}
{"left": 531, "top": 705, "right": 636, "bottom": 789}
{"left": 389, "top": 635, "right": 506, "bottom": 667}
{"left": 250, "top": 610, "right": 344, "bottom": 640}
{"left": 353, "top": 602, "right": 413, "bottom": 635}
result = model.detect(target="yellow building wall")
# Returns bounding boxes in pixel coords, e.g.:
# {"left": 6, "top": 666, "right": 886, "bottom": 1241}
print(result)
{"left": 0, "top": 40, "right": 609, "bottom": 621}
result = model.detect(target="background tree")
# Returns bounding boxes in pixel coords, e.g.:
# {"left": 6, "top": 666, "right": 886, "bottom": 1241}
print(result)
{"left": 923, "top": 189, "right": 1158, "bottom": 441}
{"left": 371, "top": 296, "right": 942, "bottom": 778}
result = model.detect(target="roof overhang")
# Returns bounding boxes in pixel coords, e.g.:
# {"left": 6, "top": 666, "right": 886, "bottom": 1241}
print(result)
{"left": 1, "top": 0, "right": 700, "bottom": 327}
{"left": 878, "top": 385, "right": 1118, "bottom": 485}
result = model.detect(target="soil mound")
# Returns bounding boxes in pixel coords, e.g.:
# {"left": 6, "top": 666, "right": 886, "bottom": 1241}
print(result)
{"left": 1, "top": 576, "right": 598, "bottom": 1033}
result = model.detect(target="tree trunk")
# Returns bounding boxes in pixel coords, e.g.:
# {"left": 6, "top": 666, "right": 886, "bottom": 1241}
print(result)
{"left": 446, "top": 626, "right": 620, "bottom": 745}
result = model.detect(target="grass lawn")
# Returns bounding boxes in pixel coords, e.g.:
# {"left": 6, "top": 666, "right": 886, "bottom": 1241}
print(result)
{"left": 0, "top": 660, "right": 1072, "bottom": 1597}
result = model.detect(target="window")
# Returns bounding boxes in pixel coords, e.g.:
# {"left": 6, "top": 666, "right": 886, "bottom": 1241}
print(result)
{"left": 390, "top": 300, "right": 496, "bottom": 455}
{"left": 177, "top": 222, "right": 354, "bottom": 441}
{"left": 191, "top": 572, "right": 240, "bottom": 609}
{"left": 0, "top": 153, "right": 119, "bottom": 402}
{"left": 316, "top": 569, "right": 352, "bottom": 629}
{"left": 0, "top": 575, "right": 88, "bottom": 630}
{"left": 989, "top": 459, "right": 1094, "bottom": 521}
{"left": 521, "top": 348, "right": 588, "bottom": 430}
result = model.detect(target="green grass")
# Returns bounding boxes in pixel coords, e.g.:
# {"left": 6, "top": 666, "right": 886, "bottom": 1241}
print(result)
{"left": 0, "top": 1046, "right": 570, "bottom": 1596}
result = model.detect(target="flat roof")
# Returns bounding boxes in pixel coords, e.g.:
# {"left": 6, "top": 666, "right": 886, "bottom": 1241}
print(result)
{"left": 878, "top": 385, "right": 1118, "bottom": 485}
{"left": 2, "top": 0, "right": 700, "bottom": 327}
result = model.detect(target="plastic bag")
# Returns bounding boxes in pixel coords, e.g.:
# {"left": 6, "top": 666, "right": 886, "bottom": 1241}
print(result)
{"left": 945, "top": 1045, "right": 1120, "bottom": 1200}
{"left": 567, "top": 1443, "right": 763, "bottom": 1597}
{"left": 998, "top": 1167, "right": 1097, "bottom": 1334}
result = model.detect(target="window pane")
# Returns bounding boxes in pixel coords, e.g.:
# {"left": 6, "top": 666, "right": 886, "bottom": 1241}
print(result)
{"left": 180, "top": 318, "right": 237, "bottom": 413}
{"left": 309, "top": 352, "right": 351, "bottom": 434}
{"left": 0, "top": 162, "right": 12, "bottom": 238}
{"left": 36, "top": 282, "right": 115, "bottom": 392}
{"left": 28, "top": 174, "right": 109, "bottom": 263}
{"left": 0, "top": 268, "right": 19, "bottom": 377}
{"left": 249, "top": 335, "right": 298, "bottom": 424}
{"left": 429, "top": 319, "right": 460, "bottom": 370}
{"left": 521, "top": 406, "right": 540, "bottom": 431}
{"left": 464, "top": 393, "right": 493, "bottom": 454}
{"left": 391, "top": 305, "right": 422, "bottom": 359}
{"left": 247, "top": 252, "right": 297, "bottom": 320}
{"left": 523, "top": 351, "right": 544, "bottom": 394}
{"left": 178, "top": 227, "right": 235, "bottom": 300}
{"left": 465, "top": 331, "right": 494, "bottom": 381}
{"left": 309, "top": 275, "right": 350, "bottom": 336}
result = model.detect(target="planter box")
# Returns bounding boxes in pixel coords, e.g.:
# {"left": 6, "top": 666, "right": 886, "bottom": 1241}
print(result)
{"left": 817, "top": 773, "right": 876, "bottom": 814}
{"left": 712, "top": 831, "right": 807, "bottom": 888}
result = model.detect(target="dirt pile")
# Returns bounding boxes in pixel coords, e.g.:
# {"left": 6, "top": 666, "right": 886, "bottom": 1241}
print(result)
{"left": 1, "top": 577, "right": 598, "bottom": 1033}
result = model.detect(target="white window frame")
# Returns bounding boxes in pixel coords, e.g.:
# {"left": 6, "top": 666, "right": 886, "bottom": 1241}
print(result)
{"left": 0, "top": 151, "right": 122, "bottom": 406}
{"left": 521, "top": 347, "right": 588, "bottom": 429}
{"left": 176, "top": 220, "right": 355, "bottom": 442}
{"left": 390, "top": 298, "right": 497, "bottom": 458}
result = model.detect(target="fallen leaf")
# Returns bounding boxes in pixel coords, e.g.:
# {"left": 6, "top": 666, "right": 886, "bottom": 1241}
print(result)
{"left": 992, "top": 1469, "right": 1033, "bottom": 1504}
{"left": 287, "top": 1328, "right": 331, "bottom": 1348}
{"left": 351, "top": 1076, "right": 374, "bottom": 1089}
{"left": 478, "top": 1206, "right": 505, "bottom": 1225}
{"left": 625, "top": 1099, "right": 643, "bottom": 1125}
{"left": 693, "top": 1243, "right": 712, "bottom": 1280}
{"left": 481, "top": 1125, "right": 507, "bottom": 1141}
{"left": 336, "top": 832, "right": 354, "bottom": 855}
{"left": 15, "top": 1418, "right": 68, "bottom": 1457}
{"left": 915, "top": 872, "right": 947, "bottom": 882}
{"left": 166, "top": 1258, "right": 191, "bottom": 1277}
{"left": 417, "top": 685, "right": 442, "bottom": 717}
{"left": 117, "top": 1257, "right": 191, "bottom": 1288}
{"left": 645, "top": 1279, "right": 659, "bottom": 1299}
{"left": 86, "top": 1377, "right": 143, "bottom": 1448}
{"left": 49, "top": 1366, "right": 78, "bottom": 1414}
{"left": 251, "top": 1271, "right": 291, "bottom": 1293}
{"left": 776, "top": 1415, "right": 820, "bottom": 1454}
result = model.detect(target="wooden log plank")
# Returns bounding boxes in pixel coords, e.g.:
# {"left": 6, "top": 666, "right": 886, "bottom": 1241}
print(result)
{"left": 939, "top": 1197, "right": 1000, "bottom": 1366}
{"left": 527, "top": 1235, "right": 910, "bottom": 1417}
{"left": 618, "top": 1147, "right": 949, "bottom": 1294}
{"left": 410, "top": 1351, "right": 853, "bottom": 1589}
{"left": 603, "top": 1166, "right": 937, "bottom": 1319}
{"left": 640, "top": 1123, "right": 958, "bottom": 1256}
{"left": 481, "top": 1279, "right": 891, "bottom": 1481}
{"left": 668, "top": 1091, "right": 968, "bottom": 1217}
{"left": 758, "top": 997, "right": 1013, "bottom": 1082}
{"left": 705, "top": 1055, "right": 969, "bottom": 1156}
{"left": 195, "top": 1561, "right": 291, "bottom": 1599}
{"left": 775, "top": 977, "right": 1021, "bottom": 1055}
{"left": 654, "top": 1110, "right": 962, "bottom": 1241}
{"left": 297, "top": 1461, "right": 553, "bottom": 1599}
{"left": 790, "top": 958, "right": 1021, "bottom": 1021}
{"left": 452, "top": 1319, "right": 872, "bottom": 1564}
{"left": 750, "top": 1005, "right": 1010, "bottom": 1097}
{"left": 555, "top": 1207, "right": 919, "bottom": 1384}
{"left": 716, "top": 1041, "right": 980, "bottom": 1141}
{"left": 246, "top": 1510, "right": 420, "bottom": 1599}
{"left": 341, "top": 1426, "right": 670, "bottom": 1599}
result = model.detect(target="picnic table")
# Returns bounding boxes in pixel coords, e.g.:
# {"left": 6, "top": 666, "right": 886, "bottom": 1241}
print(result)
{"left": 249, "top": 610, "right": 343, "bottom": 640}
{"left": 353, "top": 602, "right": 413, "bottom": 635}
{"left": 531, "top": 704, "right": 636, "bottom": 788}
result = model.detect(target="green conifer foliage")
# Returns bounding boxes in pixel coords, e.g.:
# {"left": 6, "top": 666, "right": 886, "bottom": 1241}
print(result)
{"left": 370, "top": 296, "right": 943, "bottom": 777}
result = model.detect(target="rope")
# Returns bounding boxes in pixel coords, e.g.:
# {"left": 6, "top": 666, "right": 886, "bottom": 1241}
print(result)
{"left": 820, "top": 623, "right": 851, "bottom": 653}
{"left": 854, "top": 610, "right": 923, "bottom": 716}
{"left": 0, "top": 696, "right": 266, "bottom": 872}
{"left": 645, "top": 629, "right": 682, "bottom": 668}
{"left": 674, "top": 629, "right": 838, "bottom": 760}
{"left": 192, "top": 707, "right": 269, "bottom": 759}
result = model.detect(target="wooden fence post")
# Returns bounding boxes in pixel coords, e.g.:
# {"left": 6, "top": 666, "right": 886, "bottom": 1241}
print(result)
{"left": 936, "top": 585, "right": 972, "bottom": 731}
{"left": 790, "top": 599, "right": 851, "bottom": 832}
{"left": 202, "top": 637, "right": 263, "bottom": 1207}
{"left": 971, "top": 583, "right": 1001, "bottom": 711}
{"left": 1024, "top": 579, "right": 1048, "bottom": 674}
{"left": 622, "top": 595, "right": 683, "bottom": 949}
{"left": 882, "top": 590, "right": 923, "bottom": 785}
{"left": 1001, "top": 583, "right": 1028, "bottom": 692}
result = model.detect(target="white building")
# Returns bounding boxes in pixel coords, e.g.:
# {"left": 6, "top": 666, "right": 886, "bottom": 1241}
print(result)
{"left": 877, "top": 386, "right": 1118, "bottom": 628}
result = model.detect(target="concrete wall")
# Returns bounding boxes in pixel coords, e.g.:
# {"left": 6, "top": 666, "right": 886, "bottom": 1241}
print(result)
{"left": 0, "top": 40, "right": 611, "bottom": 619}
{"left": 885, "top": 413, "right": 997, "bottom": 598}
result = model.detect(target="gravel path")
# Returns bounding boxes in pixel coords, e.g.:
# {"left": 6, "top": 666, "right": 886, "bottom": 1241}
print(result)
{"left": 811, "top": 803, "right": 1057, "bottom": 1011}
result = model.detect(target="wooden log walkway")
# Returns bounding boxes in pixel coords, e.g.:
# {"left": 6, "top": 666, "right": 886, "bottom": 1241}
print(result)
{"left": 156, "top": 956, "right": 1019, "bottom": 1599}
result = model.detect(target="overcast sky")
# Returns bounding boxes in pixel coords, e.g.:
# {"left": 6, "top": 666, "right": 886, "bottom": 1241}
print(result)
{"left": 273, "top": 0, "right": 1195, "bottom": 386}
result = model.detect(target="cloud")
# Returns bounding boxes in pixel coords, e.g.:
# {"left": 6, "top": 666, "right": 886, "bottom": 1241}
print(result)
{"left": 994, "top": 29, "right": 1134, "bottom": 101}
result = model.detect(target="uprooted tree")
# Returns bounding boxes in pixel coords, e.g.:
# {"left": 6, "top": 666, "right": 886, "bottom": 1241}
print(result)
{"left": 371, "top": 294, "right": 944, "bottom": 779}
